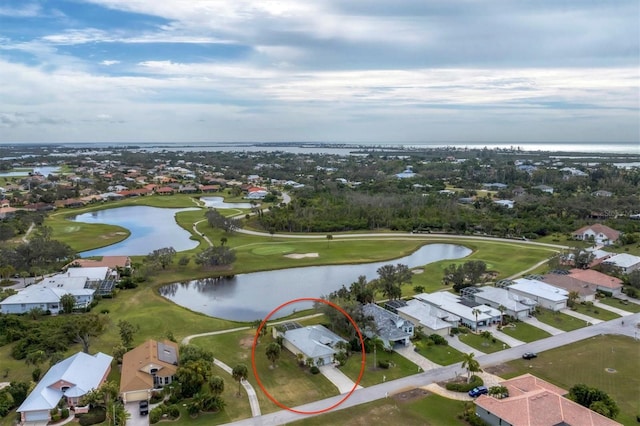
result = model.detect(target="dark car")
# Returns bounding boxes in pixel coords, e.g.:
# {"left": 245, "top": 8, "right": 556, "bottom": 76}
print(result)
{"left": 139, "top": 400, "right": 149, "bottom": 416}
{"left": 468, "top": 386, "right": 488, "bottom": 397}
{"left": 522, "top": 352, "right": 537, "bottom": 360}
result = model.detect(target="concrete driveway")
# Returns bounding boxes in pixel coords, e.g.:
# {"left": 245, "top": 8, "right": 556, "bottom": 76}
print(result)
{"left": 125, "top": 402, "right": 149, "bottom": 426}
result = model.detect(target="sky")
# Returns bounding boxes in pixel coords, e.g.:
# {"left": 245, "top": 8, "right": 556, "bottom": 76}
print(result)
{"left": 0, "top": 0, "right": 638, "bottom": 144}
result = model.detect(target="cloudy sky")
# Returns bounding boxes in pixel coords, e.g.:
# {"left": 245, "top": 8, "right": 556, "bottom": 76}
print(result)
{"left": 0, "top": 0, "right": 638, "bottom": 144}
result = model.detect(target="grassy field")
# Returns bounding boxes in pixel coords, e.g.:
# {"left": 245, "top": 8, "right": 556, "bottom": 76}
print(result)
{"left": 499, "top": 322, "right": 552, "bottom": 342}
{"left": 291, "top": 392, "right": 469, "bottom": 426}
{"left": 458, "top": 332, "right": 509, "bottom": 353}
{"left": 413, "top": 338, "right": 466, "bottom": 365}
{"left": 338, "top": 348, "right": 419, "bottom": 388}
{"left": 499, "top": 334, "right": 640, "bottom": 426}
{"left": 598, "top": 297, "right": 640, "bottom": 313}
{"left": 570, "top": 302, "right": 621, "bottom": 321}
{"left": 190, "top": 328, "right": 339, "bottom": 417}
{"left": 534, "top": 309, "right": 588, "bottom": 331}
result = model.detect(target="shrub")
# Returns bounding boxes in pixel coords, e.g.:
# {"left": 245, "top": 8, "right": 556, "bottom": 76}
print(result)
{"left": 150, "top": 392, "right": 163, "bottom": 404}
{"left": 60, "top": 408, "right": 69, "bottom": 419}
{"left": 166, "top": 404, "right": 180, "bottom": 419}
{"left": 310, "top": 366, "right": 320, "bottom": 374}
{"left": 149, "top": 408, "right": 161, "bottom": 424}
{"left": 378, "top": 360, "right": 390, "bottom": 369}
{"left": 445, "top": 375, "right": 483, "bottom": 392}
{"left": 100, "top": 309, "right": 110, "bottom": 314}
{"left": 428, "top": 334, "right": 448, "bottom": 345}
{"left": 77, "top": 406, "right": 106, "bottom": 426}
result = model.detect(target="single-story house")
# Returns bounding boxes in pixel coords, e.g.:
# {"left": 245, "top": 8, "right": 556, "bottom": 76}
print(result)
{"left": 279, "top": 324, "right": 347, "bottom": 367}
{"left": 507, "top": 278, "right": 568, "bottom": 311}
{"left": 362, "top": 303, "right": 414, "bottom": 348}
{"left": 18, "top": 352, "right": 113, "bottom": 425}
{"left": 414, "top": 291, "right": 502, "bottom": 330}
{"left": 474, "top": 374, "right": 621, "bottom": 426}
{"left": 568, "top": 268, "right": 623, "bottom": 296}
{"left": 396, "top": 299, "right": 457, "bottom": 336}
{"left": 120, "top": 340, "right": 179, "bottom": 403}
{"left": 540, "top": 273, "right": 598, "bottom": 303}
{"left": 63, "top": 267, "right": 110, "bottom": 287}
{"left": 602, "top": 253, "right": 640, "bottom": 274}
{"left": 533, "top": 184, "right": 554, "bottom": 194}
{"left": 0, "top": 276, "right": 95, "bottom": 315}
{"left": 494, "top": 199, "right": 514, "bottom": 209}
{"left": 572, "top": 224, "right": 621, "bottom": 246}
{"left": 471, "top": 286, "right": 536, "bottom": 320}
{"left": 246, "top": 186, "right": 268, "bottom": 199}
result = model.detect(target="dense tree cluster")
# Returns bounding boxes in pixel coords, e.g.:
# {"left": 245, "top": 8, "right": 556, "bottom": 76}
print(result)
{"left": 194, "top": 245, "right": 236, "bottom": 268}
{"left": 568, "top": 384, "right": 619, "bottom": 419}
{"left": 206, "top": 209, "right": 239, "bottom": 233}
{"left": 0, "top": 228, "right": 75, "bottom": 276}
{"left": 442, "top": 261, "right": 488, "bottom": 292}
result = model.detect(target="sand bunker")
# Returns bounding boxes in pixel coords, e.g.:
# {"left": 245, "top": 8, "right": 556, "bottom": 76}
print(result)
{"left": 284, "top": 253, "right": 319, "bottom": 259}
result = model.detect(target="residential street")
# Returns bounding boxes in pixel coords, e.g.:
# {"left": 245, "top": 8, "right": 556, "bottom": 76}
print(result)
{"left": 222, "top": 313, "right": 640, "bottom": 426}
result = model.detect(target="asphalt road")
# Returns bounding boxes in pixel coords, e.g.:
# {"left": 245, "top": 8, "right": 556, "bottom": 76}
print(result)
{"left": 223, "top": 314, "right": 640, "bottom": 426}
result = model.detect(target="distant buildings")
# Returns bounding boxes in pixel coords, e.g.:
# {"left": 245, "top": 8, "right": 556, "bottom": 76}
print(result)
{"left": 572, "top": 224, "right": 621, "bottom": 246}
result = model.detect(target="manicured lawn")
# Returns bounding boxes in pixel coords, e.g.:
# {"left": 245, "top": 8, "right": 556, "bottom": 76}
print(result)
{"left": 458, "top": 332, "right": 509, "bottom": 353}
{"left": 570, "top": 302, "right": 620, "bottom": 321}
{"left": 292, "top": 392, "right": 469, "bottom": 426}
{"left": 413, "top": 338, "right": 466, "bottom": 365}
{"left": 598, "top": 297, "right": 640, "bottom": 313}
{"left": 534, "top": 309, "right": 588, "bottom": 331}
{"left": 499, "top": 322, "right": 552, "bottom": 343}
{"left": 501, "top": 334, "right": 640, "bottom": 426}
{"left": 190, "top": 328, "right": 339, "bottom": 416}
{"left": 339, "top": 349, "right": 419, "bottom": 387}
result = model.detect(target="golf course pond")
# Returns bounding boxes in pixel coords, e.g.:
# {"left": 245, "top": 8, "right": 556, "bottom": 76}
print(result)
{"left": 70, "top": 205, "right": 200, "bottom": 256}
{"left": 159, "top": 243, "right": 471, "bottom": 321}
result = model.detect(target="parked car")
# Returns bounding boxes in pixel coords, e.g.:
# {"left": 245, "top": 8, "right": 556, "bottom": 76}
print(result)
{"left": 522, "top": 352, "right": 537, "bottom": 360}
{"left": 468, "top": 386, "right": 488, "bottom": 397}
{"left": 139, "top": 400, "right": 149, "bottom": 416}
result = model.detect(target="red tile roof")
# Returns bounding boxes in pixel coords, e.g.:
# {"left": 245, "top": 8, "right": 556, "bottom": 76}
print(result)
{"left": 475, "top": 374, "right": 621, "bottom": 426}
{"left": 569, "top": 269, "right": 623, "bottom": 289}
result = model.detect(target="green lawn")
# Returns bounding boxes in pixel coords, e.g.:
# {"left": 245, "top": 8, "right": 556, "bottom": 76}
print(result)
{"left": 569, "top": 302, "right": 621, "bottom": 321}
{"left": 338, "top": 349, "right": 420, "bottom": 387}
{"left": 534, "top": 309, "right": 588, "bottom": 331}
{"left": 190, "top": 328, "right": 339, "bottom": 417}
{"left": 291, "top": 392, "right": 469, "bottom": 426}
{"left": 458, "top": 332, "right": 509, "bottom": 353}
{"left": 499, "top": 322, "right": 552, "bottom": 343}
{"left": 598, "top": 298, "right": 640, "bottom": 313}
{"left": 412, "top": 338, "right": 466, "bottom": 365}
{"left": 501, "top": 334, "right": 640, "bottom": 426}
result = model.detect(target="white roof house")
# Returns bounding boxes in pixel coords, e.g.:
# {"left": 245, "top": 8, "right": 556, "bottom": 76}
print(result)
{"left": 281, "top": 325, "right": 347, "bottom": 366}
{"left": 18, "top": 352, "right": 113, "bottom": 424}
{"left": 396, "top": 299, "right": 457, "bottom": 336}
{"left": 64, "top": 266, "right": 110, "bottom": 283}
{"left": 0, "top": 276, "right": 95, "bottom": 315}
{"left": 603, "top": 253, "right": 640, "bottom": 274}
{"left": 414, "top": 291, "right": 501, "bottom": 329}
{"left": 472, "top": 286, "right": 536, "bottom": 320}
{"left": 508, "top": 278, "right": 568, "bottom": 311}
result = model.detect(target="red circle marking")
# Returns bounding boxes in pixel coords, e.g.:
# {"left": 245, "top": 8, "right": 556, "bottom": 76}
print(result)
{"left": 250, "top": 297, "right": 366, "bottom": 415}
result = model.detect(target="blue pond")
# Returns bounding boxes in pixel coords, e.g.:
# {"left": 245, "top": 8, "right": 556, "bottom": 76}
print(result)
{"left": 159, "top": 243, "right": 471, "bottom": 321}
{"left": 70, "top": 206, "right": 199, "bottom": 257}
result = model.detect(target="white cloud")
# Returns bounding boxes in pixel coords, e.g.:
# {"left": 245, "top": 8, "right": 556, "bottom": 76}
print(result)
{"left": 100, "top": 60, "right": 120, "bottom": 66}
{"left": 0, "top": 3, "right": 42, "bottom": 17}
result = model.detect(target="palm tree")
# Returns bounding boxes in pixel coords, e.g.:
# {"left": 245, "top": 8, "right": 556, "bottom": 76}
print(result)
{"left": 265, "top": 342, "right": 281, "bottom": 368}
{"left": 498, "top": 305, "right": 507, "bottom": 325}
{"left": 209, "top": 376, "right": 224, "bottom": 397}
{"left": 232, "top": 364, "right": 248, "bottom": 396}
{"left": 370, "top": 336, "right": 385, "bottom": 370}
{"left": 461, "top": 352, "right": 482, "bottom": 383}
{"left": 471, "top": 308, "right": 481, "bottom": 331}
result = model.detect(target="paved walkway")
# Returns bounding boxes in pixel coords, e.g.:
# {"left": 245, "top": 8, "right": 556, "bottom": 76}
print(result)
{"left": 594, "top": 300, "right": 634, "bottom": 316}
{"left": 522, "top": 316, "right": 564, "bottom": 335}
{"left": 560, "top": 308, "right": 603, "bottom": 324}
{"left": 319, "top": 365, "right": 362, "bottom": 394}
{"left": 490, "top": 328, "right": 525, "bottom": 347}
{"left": 214, "top": 359, "right": 261, "bottom": 417}
{"left": 394, "top": 343, "right": 441, "bottom": 371}
{"left": 445, "top": 335, "right": 485, "bottom": 356}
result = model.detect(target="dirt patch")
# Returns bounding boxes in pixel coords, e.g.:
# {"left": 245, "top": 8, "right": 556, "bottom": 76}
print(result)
{"left": 412, "top": 268, "right": 424, "bottom": 274}
{"left": 239, "top": 337, "right": 254, "bottom": 349}
{"left": 484, "top": 364, "right": 515, "bottom": 376}
{"left": 392, "top": 388, "right": 430, "bottom": 404}
{"left": 284, "top": 253, "right": 319, "bottom": 259}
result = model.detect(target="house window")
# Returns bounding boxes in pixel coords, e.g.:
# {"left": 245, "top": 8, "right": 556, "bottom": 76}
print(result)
{"left": 164, "top": 377, "right": 169, "bottom": 384}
